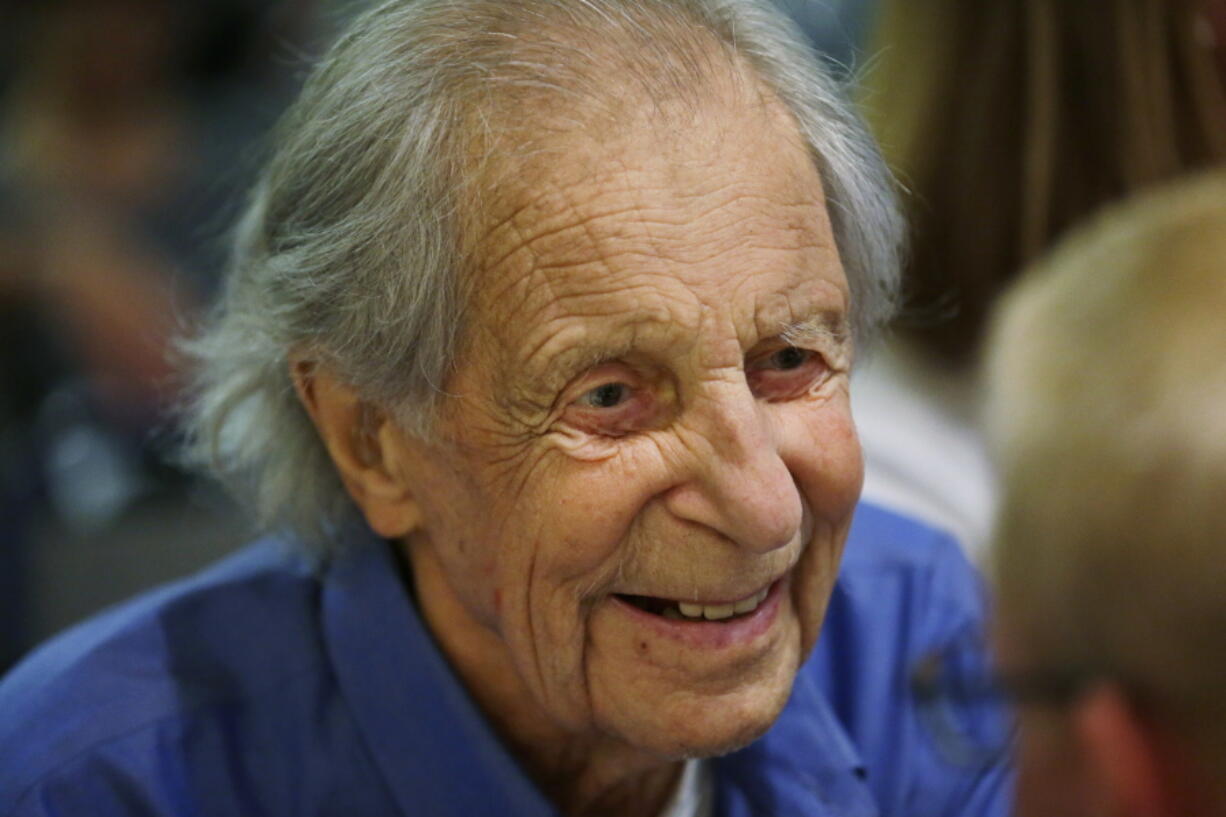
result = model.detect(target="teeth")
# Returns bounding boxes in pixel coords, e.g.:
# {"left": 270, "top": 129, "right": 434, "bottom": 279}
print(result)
{"left": 672, "top": 586, "right": 770, "bottom": 621}
{"left": 733, "top": 595, "right": 758, "bottom": 615}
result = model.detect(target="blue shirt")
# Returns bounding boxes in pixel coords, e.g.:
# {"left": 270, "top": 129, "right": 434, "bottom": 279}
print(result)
{"left": 0, "top": 503, "right": 1011, "bottom": 816}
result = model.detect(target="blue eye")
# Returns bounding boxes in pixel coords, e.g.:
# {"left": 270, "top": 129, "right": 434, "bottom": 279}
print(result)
{"left": 580, "top": 383, "right": 629, "bottom": 408}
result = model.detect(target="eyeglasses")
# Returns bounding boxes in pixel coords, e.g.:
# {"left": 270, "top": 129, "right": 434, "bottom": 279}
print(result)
{"left": 909, "top": 636, "right": 1099, "bottom": 768}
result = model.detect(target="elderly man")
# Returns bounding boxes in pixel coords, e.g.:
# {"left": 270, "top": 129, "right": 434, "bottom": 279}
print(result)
{"left": 0, "top": 1, "right": 1009, "bottom": 815}
{"left": 984, "top": 172, "right": 1226, "bottom": 817}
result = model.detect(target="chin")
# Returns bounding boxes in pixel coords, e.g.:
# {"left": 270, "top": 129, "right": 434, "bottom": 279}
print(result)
{"left": 680, "top": 707, "right": 784, "bottom": 759}
{"left": 601, "top": 656, "right": 800, "bottom": 760}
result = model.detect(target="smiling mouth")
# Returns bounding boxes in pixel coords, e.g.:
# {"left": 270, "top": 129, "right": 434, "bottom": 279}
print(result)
{"left": 615, "top": 585, "right": 772, "bottom": 622}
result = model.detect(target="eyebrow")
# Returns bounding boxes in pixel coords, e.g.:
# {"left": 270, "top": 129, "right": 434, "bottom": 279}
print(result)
{"left": 537, "top": 337, "right": 635, "bottom": 383}
{"left": 524, "top": 307, "right": 850, "bottom": 381}
{"left": 777, "top": 310, "right": 851, "bottom": 348}
{"left": 495, "top": 329, "right": 636, "bottom": 418}
{"left": 508, "top": 296, "right": 853, "bottom": 406}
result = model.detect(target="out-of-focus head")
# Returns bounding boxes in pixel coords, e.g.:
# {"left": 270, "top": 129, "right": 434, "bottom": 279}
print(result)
{"left": 182, "top": 0, "right": 901, "bottom": 763}
{"left": 986, "top": 171, "right": 1226, "bottom": 817}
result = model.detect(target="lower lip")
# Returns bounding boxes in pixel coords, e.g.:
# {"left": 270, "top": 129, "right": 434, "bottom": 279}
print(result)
{"left": 610, "top": 576, "right": 787, "bottom": 649}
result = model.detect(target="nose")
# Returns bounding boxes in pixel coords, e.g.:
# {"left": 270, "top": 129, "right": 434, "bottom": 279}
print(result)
{"left": 662, "top": 383, "right": 803, "bottom": 553}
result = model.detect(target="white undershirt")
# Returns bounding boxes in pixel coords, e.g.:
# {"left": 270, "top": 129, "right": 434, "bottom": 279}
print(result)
{"left": 852, "top": 337, "right": 997, "bottom": 562}
{"left": 657, "top": 759, "right": 714, "bottom": 817}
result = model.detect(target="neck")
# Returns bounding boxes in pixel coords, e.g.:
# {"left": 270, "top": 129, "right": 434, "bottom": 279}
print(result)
{"left": 405, "top": 542, "right": 683, "bottom": 817}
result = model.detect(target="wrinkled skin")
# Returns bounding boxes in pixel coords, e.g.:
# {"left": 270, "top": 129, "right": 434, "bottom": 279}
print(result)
{"left": 377, "top": 85, "right": 862, "bottom": 811}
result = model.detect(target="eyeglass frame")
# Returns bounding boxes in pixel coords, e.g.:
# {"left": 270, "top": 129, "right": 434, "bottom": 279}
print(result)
{"left": 908, "top": 645, "right": 1109, "bottom": 768}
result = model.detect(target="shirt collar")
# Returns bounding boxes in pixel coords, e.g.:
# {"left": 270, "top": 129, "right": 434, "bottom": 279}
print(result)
{"left": 712, "top": 665, "right": 879, "bottom": 816}
{"left": 321, "top": 531, "right": 557, "bottom": 817}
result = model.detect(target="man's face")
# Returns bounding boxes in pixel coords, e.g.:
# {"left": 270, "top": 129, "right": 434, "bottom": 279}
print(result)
{"left": 395, "top": 90, "right": 862, "bottom": 758}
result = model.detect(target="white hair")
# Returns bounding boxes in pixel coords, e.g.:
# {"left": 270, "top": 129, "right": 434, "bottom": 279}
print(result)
{"left": 180, "top": 0, "right": 904, "bottom": 548}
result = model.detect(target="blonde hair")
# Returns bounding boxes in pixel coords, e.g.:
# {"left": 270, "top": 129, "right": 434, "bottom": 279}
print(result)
{"left": 865, "top": 0, "right": 1226, "bottom": 366}
{"left": 986, "top": 170, "right": 1226, "bottom": 786}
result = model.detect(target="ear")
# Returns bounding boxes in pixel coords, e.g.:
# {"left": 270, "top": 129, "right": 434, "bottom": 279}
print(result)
{"left": 1074, "top": 683, "right": 1184, "bottom": 817}
{"left": 290, "top": 359, "right": 424, "bottom": 539}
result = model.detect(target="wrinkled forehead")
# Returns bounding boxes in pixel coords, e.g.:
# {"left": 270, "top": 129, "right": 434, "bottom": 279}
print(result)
{"left": 458, "top": 41, "right": 800, "bottom": 247}
{"left": 459, "top": 82, "right": 842, "bottom": 358}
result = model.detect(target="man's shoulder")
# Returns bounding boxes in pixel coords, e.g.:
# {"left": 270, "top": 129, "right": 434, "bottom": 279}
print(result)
{"left": 843, "top": 500, "right": 975, "bottom": 568}
{"left": 800, "top": 501, "right": 1010, "bottom": 817}
{"left": 811, "top": 500, "right": 989, "bottom": 694}
{"left": 0, "top": 537, "right": 338, "bottom": 814}
{"left": 837, "top": 500, "right": 985, "bottom": 616}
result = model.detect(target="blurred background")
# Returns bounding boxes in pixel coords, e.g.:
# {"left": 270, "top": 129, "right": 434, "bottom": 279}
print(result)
{"left": 0, "top": 0, "right": 338, "bottom": 671}
{"left": 1, "top": 0, "right": 1222, "bottom": 674}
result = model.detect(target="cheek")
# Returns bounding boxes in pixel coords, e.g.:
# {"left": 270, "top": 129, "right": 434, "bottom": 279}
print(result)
{"left": 527, "top": 439, "right": 673, "bottom": 543}
{"left": 407, "top": 442, "right": 553, "bottom": 628}
{"left": 1015, "top": 714, "right": 1092, "bottom": 817}
{"left": 777, "top": 397, "right": 860, "bottom": 649}
{"left": 783, "top": 397, "right": 863, "bottom": 518}
{"left": 490, "top": 447, "right": 663, "bottom": 616}
{"left": 420, "top": 435, "right": 656, "bottom": 629}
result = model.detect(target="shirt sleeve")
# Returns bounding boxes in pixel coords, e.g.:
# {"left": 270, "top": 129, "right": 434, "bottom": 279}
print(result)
{"left": 5, "top": 742, "right": 186, "bottom": 817}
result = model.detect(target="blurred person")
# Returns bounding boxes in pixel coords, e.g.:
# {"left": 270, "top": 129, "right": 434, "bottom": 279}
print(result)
{"left": 0, "top": 0, "right": 189, "bottom": 664}
{"left": 2, "top": 0, "right": 190, "bottom": 424}
{"left": 0, "top": 0, "right": 319, "bottom": 664}
{"left": 851, "top": 0, "right": 1226, "bottom": 559}
{"left": 1, "top": 0, "right": 317, "bottom": 423}
{"left": 985, "top": 171, "right": 1226, "bottom": 817}
{"left": 0, "top": 1, "right": 1011, "bottom": 815}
